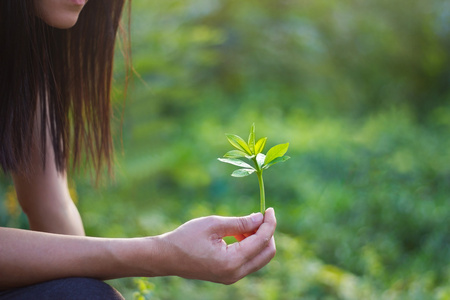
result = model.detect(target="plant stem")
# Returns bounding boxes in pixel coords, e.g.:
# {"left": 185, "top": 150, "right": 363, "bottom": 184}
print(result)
{"left": 257, "top": 171, "right": 265, "bottom": 214}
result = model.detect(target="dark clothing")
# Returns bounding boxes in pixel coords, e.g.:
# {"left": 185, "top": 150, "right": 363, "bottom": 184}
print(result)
{"left": 0, "top": 277, "right": 124, "bottom": 300}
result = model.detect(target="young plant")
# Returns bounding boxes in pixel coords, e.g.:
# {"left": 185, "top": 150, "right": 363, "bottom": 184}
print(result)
{"left": 218, "top": 123, "right": 290, "bottom": 214}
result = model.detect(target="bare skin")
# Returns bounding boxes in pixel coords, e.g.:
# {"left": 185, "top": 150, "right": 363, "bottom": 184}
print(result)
{"left": 12, "top": 131, "right": 84, "bottom": 236}
{"left": 0, "top": 125, "right": 277, "bottom": 290}
{"left": 0, "top": 0, "right": 277, "bottom": 290}
{"left": 0, "top": 210, "right": 276, "bottom": 289}
{"left": 34, "top": 0, "right": 88, "bottom": 29}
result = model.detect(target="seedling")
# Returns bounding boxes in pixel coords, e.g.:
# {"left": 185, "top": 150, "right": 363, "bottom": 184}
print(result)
{"left": 218, "top": 123, "right": 290, "bottom": 214}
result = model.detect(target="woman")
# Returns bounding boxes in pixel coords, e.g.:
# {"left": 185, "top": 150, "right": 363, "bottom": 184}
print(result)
{"left": 0, "top": 0, "right": 277, "bottom": 298}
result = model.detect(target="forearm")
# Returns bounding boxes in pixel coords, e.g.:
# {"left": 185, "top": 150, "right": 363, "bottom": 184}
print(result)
{"left": 0, "top": 210, "right": 277, "bottom": 289}
{"left": 0, "top": 227, "right": 161, "bottom": 290}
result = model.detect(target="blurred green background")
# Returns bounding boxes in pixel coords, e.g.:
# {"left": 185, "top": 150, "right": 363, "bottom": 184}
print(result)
{"left": 2, "top": 0, "right": 450, "bottom": 298}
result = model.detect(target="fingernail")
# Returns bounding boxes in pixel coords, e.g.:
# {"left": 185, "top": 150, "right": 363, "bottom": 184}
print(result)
{"left": 251, "top": 212, "right": 263, "bottom": 223}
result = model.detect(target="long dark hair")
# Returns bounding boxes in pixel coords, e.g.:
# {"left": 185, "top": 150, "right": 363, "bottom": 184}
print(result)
{"left": 0, "top": 0, "right": 130, "bottom": 178}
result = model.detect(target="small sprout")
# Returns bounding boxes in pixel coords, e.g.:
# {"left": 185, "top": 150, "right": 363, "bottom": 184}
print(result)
{"left": 218, "top": 123, "right": 290, "bottom": 213}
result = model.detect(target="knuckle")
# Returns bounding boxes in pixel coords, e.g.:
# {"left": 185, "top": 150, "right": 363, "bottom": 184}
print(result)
{"left": 206, "top": 216, "right": 222, "bottom": 232}
{"left": 236, "top": 217, "right": 248, "bottom": 233}
{"left": 207, "top": 215, "right": 220, "bottom": 226}
{"left": 262, "top": 236, "right": 271, "bottom": 247}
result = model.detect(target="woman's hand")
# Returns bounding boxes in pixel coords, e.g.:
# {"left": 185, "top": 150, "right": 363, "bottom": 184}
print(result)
{"left": 0, "top": 209, "right": 275, "bottom": 289}
{"left": 156, "top": 208, "right": 277, "bottom": 284}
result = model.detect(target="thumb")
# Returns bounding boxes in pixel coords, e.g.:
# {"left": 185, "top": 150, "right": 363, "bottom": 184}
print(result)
{"left": 214, "top": 212, "right": 264, "bottom": 238}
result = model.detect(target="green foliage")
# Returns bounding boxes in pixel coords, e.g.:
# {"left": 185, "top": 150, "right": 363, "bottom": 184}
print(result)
{"left": 218, "top": 124, "right": 289, "bottom": 213}
{"left": 133, "top": 278, "right": 155, "bottom": 300}
{"left": 264, "top": 143, "right": 289, "bottom": 168}
{"left": 1, "top": 0, "right": 450, "bottom": 298}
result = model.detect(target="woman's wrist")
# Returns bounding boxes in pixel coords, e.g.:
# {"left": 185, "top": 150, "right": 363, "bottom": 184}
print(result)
{"left": 106, "top": 235, "right": 168, "bottom": 279}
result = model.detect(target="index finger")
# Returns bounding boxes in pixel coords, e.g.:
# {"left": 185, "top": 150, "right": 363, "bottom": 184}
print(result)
{"left": 229, "top": 208, "right": 277, "bottom": 259}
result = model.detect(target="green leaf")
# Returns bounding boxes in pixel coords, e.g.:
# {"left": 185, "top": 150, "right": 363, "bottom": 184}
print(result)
{"left": 218, "top": 158, "right": 255, "bottom": 169}
{"left": 248, "top": 123, "right": 256, "bottom": 154}
{"left": 226, "top": 134, "right": 252, "bottom": 155}
{"left": 231, "top": 168, "right": 256, "bottom": 177}
{"left": 264, "top": 142, "right": 289, "bottom": 165}
{"left": 256, "top": 153, "right": 266, "bottom": 169}
{"left": 255, "top": 137, "right": 267, "bottom": 154}
{"left": 263, "top": 155, "right": 290, "bottom": 169}
{"left": 223, "top": 150, "right": 247, "bottom": 159}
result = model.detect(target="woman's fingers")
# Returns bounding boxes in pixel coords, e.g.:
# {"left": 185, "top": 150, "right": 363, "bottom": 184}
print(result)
{"left": 227, "top": 207, "right": 276, "bottom": 261}
{"left": 224, "top": 209, "right": 277, "bottom": 283}
{"left": 236, "top": 208, "right": 276, "bottom": 251}
{"left": 234, "top": 234, "right": 246, "bottom": 242}
{"left": 234, "top": 231, "right": 256, "bottom": 242}
{"left": 213, "top": 212, "right": 264, "bottom": 238}
{"left": 158, "top": 208, "right": 276, "bottom": 284}
{"left": 239, "top": 236, "right": 276, "bottom": 277}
